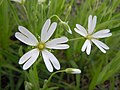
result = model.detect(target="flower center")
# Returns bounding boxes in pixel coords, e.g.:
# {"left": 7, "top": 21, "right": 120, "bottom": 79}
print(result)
{"left": 86, "top": 35, "right": 92, "bottom": 40}
{"left": 37, "top": 42, "right": 45, "bottom": 50}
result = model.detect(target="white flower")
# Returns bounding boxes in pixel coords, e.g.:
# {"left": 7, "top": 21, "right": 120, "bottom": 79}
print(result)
{"left": 74, "top": 15, "right": 112, "bottom": 55}
{"left": 15, "top": 19, "right": 69, "bottom": 72}
{"left": 65, "top": 68, "right": 81, "bottom": 74}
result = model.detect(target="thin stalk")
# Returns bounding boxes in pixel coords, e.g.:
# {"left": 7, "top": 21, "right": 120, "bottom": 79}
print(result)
{"left": 50, "top": 15, "right": 64, "bottom": 23}
{"left": 69, "top": 37, "right": 84, "bottom": 41}
{"left": 42, "top": 70, "right": 65, "bottom": 90}
{"left": 50, "top": 15, "right": 72, "bottom": 34}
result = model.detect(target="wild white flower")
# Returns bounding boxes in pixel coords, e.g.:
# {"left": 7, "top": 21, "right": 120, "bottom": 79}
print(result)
{"left": 74, "top": 15, "right": 112, "bottom": 55}
{"left": 11, "top": 0, "right": 25, "bottom": 4}
{"left": 15, "top": 19, "right": 69, "bottom": 72}
{"left": 65, "top": 68, "right": 81, "bottom": 74}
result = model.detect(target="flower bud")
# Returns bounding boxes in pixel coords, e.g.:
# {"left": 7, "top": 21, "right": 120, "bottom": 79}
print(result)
{"left": 60, "top": 21, "right": 72, "bottom": 34}
{"left": 65, "top": 68, "right": 81, "bottom": 74}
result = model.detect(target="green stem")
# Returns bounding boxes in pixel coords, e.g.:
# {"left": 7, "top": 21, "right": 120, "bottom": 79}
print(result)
{"left": 42, "top": 70, "right": 65, "bottom": 90}
{"left": 50, "top": 15, "right": 64, "bottom": 23}
{"left": 69, "top": 37, "right": 84, "bottom": 41}
{"left": 50, "top": 15, "right": 72, "bottom": 34}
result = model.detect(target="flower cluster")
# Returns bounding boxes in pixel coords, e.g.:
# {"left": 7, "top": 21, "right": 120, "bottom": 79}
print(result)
{"left": 15, "top": 15, "right": 112, "bottom": 72}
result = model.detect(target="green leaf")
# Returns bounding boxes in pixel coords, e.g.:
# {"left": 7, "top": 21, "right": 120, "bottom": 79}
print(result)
{"left": 97, "top": 51, "right": 120, "bottom": 84}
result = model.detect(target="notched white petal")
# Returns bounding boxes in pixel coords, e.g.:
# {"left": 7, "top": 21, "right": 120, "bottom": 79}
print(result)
{"left": 91, "top": 39, "right": 107, "bottom": 53}
{"left": 15, "top": 32, "right": 37, "bottom": 46}
{"left": 81, "top": 40, "right": 91, "bottom": 55}
{"left": 93, "top": 39, "right": 109, "bottom": 49}
{"left": 92, "top": 29, "right": 112, "bottom": 38}
{"left": 44, "top": 50, "right": 60, "bottom": 70}
{"left": 46, "top": 37, "right": 68, "bottom": 46}
{"left": 75, "top": 24, "right": 87, "bottom": 36}
{"left": 92, "top": 33, "right": 112, "bottom": 38}
{"left": 88, "top": 15, "right": 97, "bottom": 34}
{"left": 46, "top": 36, "right": 69, "bottom": 49}
{"left": 42, "top": 50, "right": 53, "bottom": 72}
{"left": 23, "top": 49, "right": 39, "bottom": 70}
{"left": 19, "top": 48, "right": 39, "bottom": 70}
{"left": 81, "top": 40, "right": 89, "bottom": 52}
{"left": 74, "top": 28, "right": 86, "bottom": 37}
{"left": 92, "top": 16, "right": 97, "bottom": 33}
{"left": 46, "top": 44, "right": 69, "bottom": 49}
{"left": 86, "top": 40, "right": 91, "bottom": 55}
{"left": 96, "top": 29, "right": 110, "bottom": 33}
{"left": 18, "top": 26, "right": 38, "bottom": 44}
{"left": 88, "top": 15, "right": 92, "bottom": 34}
{"left": 41, "top": 19, "right": 51, "bottom": 42}
{"left": 43, "top": 22, "right": 57, "bottom": 42}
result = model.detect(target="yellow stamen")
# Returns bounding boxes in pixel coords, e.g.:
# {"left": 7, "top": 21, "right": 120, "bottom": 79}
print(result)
{"left": 86, "top": 35, "right": 92, "bottom": 40}
{"left": 37, "top": 42, "right": 45, "bottom": 50}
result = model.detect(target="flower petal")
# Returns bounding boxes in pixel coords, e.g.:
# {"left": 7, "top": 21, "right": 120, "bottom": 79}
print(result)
{"left": 19, "top": 49, "right": 37, "bottom": 64}
{"left": 88, "top": 15, "right": 92, "bottom": 34}
{"left": 45, "top": 22, "right": 57, "bottom": 42}
{"left": 75, "top": 24, "right": 87, "bottom": 37}
{"left": 15, "top": 32, "right": 37, "bottom": 46}
{"left": 41, "top": 19, "right": 51, "bottom": 42}
{"left": 41, "top": 19, "right": 57, "bottom": 42}
{"left": 86, "top": 40, "right": 91, "bottom": 55}
{"left": 15, "top": 26, "right": 38, "bottom": 46}
{"left": 88, "top": 15, "right": 97, "bottom": 34}
{"left": 92, "top": 39, "right": 109, "bottom": 49}
{"left": 93, "top": 33, "right": 112, "bottom": 38}
{"left": 42, "top": 50, "right": 53, "bottom": 72}
{"left": 18, "top": 26, "right": 38, "bottom": 44}
{"left": 92, "top": 16, "right": 97, "bottom": 33}
{"left": 46, "top": 37, "right": 69, "bottom": 49}
{"left": 92, "top": 29, "right": 112, "bottom": 38}
{"left": 81, "top": 40, "right": 89, "bottom": 52}
{"left": 81, "top": 40, "right": 91, "bottom": 55}
{"left": 19, "top": 48, "right": 39, "bottom": 70}
{"left": 46, "top": 37, "right": 68, "bottom": 45}
{"left": 43, "top": 50, "right": 60, "bottom": 70}
{"left": 94, "top": 29, "right": 110, "bottom": 34}
{"left": 46, "top": 44, "right": 69, "bottom": 49}
{"left": 91, "top": 39, "right": 109, "bottom": 53}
